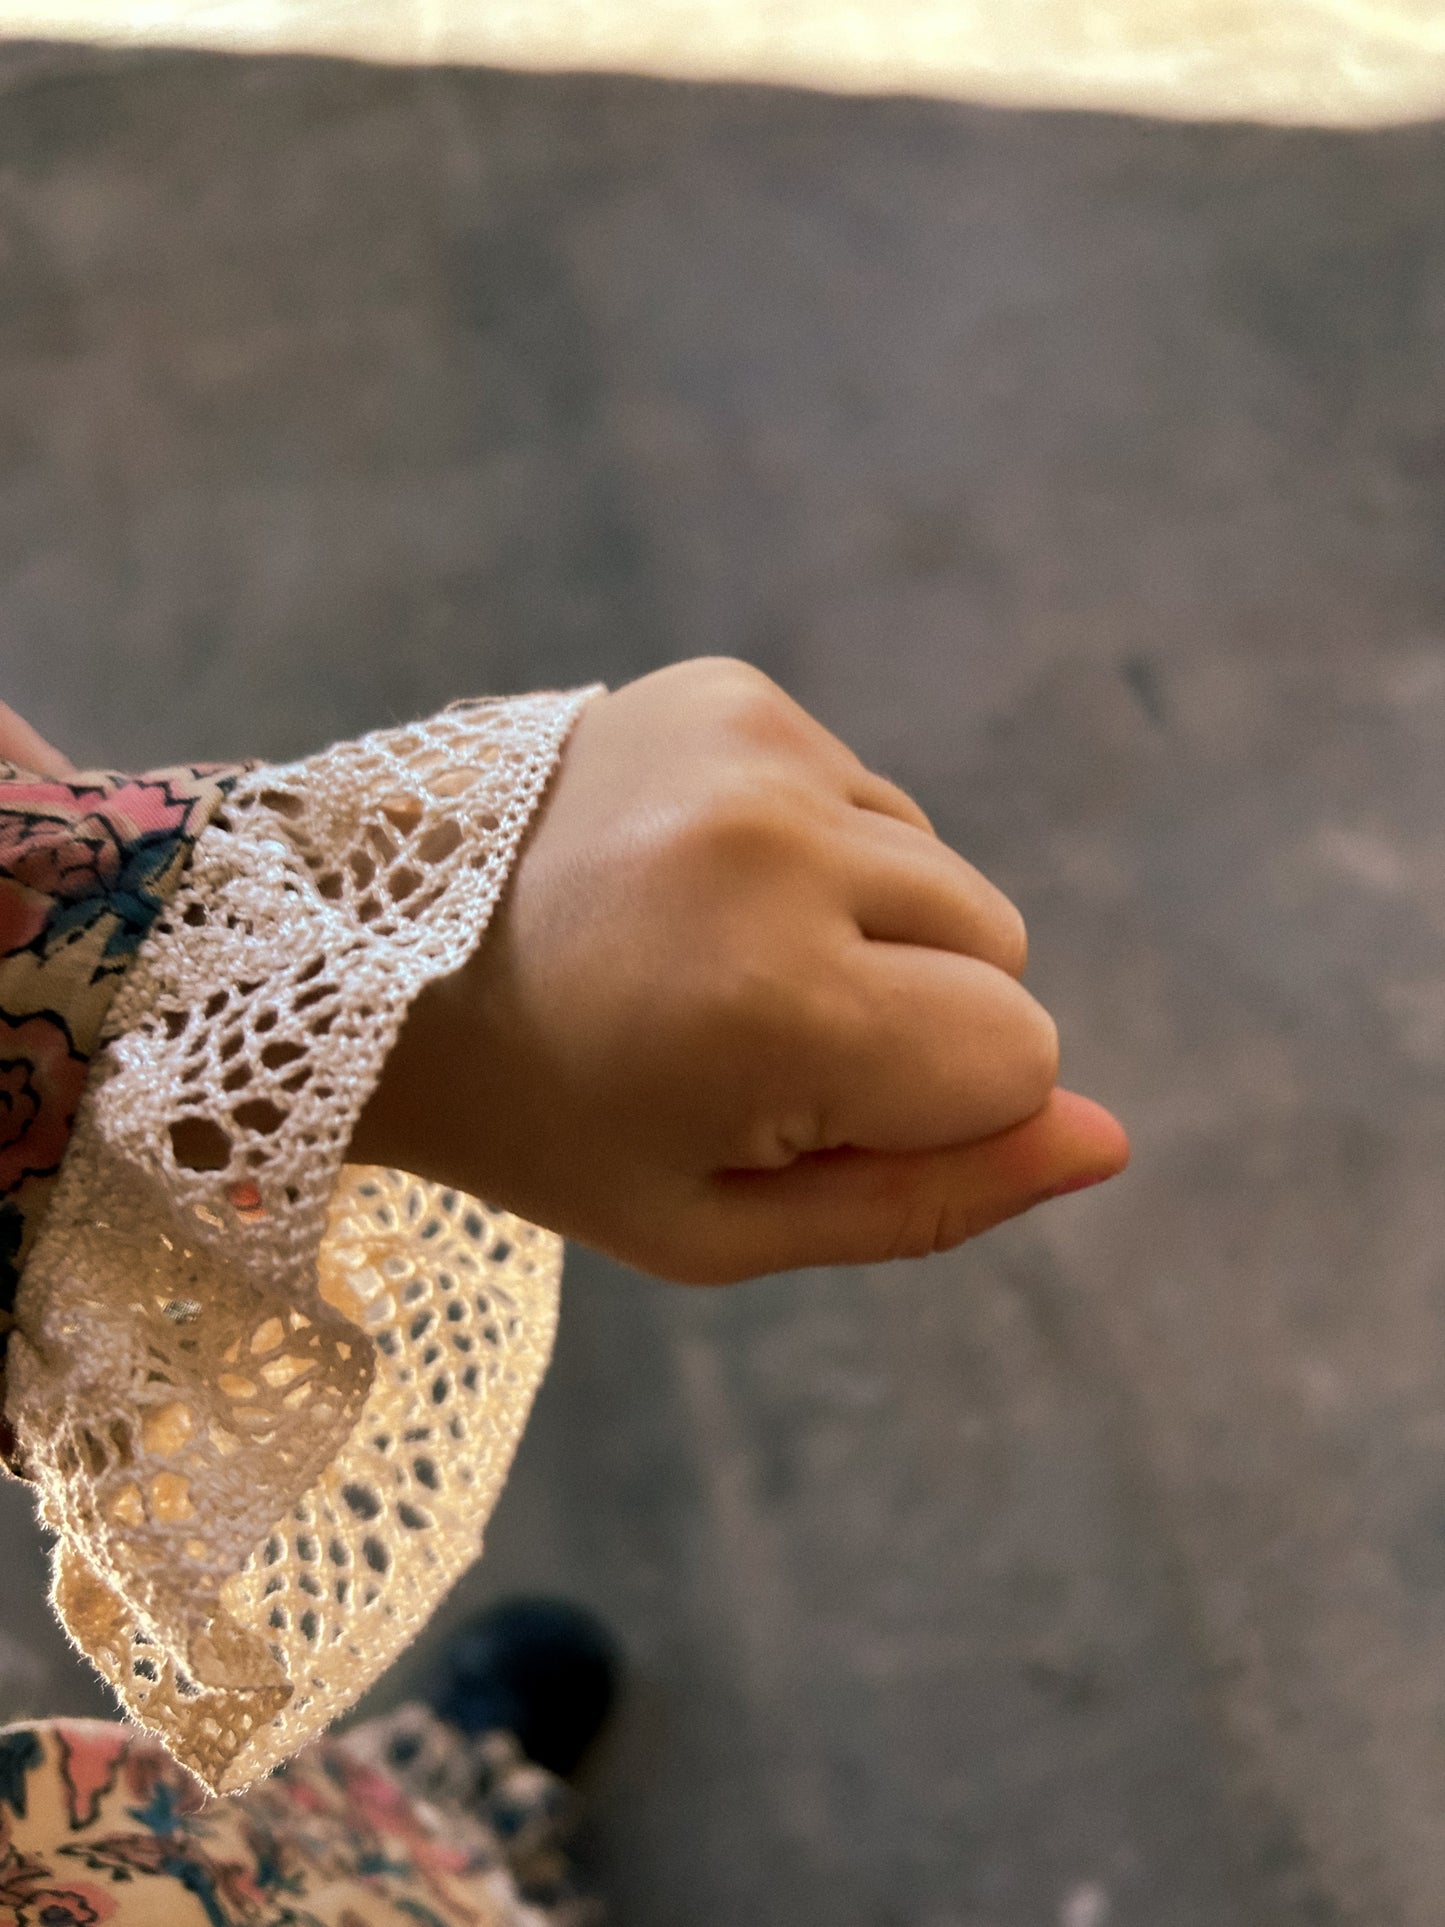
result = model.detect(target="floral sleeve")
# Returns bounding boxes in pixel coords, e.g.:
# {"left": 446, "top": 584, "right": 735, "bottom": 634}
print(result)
{"left": 0, "top": 760, "right": 253, "bottom": 1422}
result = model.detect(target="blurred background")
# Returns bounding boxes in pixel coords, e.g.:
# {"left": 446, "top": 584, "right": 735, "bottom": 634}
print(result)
{"left": 4, "top": 32, "right": 1445, "bottom": 1926}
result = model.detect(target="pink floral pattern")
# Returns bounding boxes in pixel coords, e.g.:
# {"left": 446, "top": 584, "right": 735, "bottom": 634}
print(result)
{"left": 0, "top": 757, "right": 252, "bottom": 1475}
{"left": 0, "top": 774, "right": 226, "bottom": 972}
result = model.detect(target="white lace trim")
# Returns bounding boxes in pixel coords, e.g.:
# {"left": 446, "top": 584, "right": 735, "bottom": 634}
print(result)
{"left": 7, "top": 685, "right": 606, "bottom": 1794}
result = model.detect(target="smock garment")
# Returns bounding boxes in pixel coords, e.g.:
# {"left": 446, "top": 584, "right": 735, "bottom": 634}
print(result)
{"left": 0, "top": 686, "right": 606, "bottom": 1798}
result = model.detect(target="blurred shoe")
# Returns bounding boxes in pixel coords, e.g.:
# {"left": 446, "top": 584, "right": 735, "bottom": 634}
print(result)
{"left": 427, "top": 1595, "right": 621, "bottom": 1778}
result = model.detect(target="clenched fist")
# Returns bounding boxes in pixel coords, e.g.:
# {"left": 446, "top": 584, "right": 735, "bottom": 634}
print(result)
{"left": 353, "top": 658, "right": 1128, "bottom": 1282}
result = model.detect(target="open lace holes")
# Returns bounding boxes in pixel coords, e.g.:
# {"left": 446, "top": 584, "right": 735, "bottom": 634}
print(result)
{"left": 149, "top": 1471, "right": 192, "bottom": 1521}
{"left": 259, "top": 787, "right": 305, "bottom": 819}
{"left": 430, "top": 767, "right": 479, "bottom": 798}
{"left": 318, "top": 873, "right": 344, "bottom": 900}
{"left": 260, "top": 1039, "right": 306, "bottom": 1072}
{"left": 261, "top": 1356, "right": 310, "bottom": 1389}
{"left": 250, "top": 1318, "right": 285, "bottom": 1354}
{"left": 365, "top": 823, "right": 398, "bottom": 865}
{"left": 231, "top": 1098, "right": 286, "bottom": 1135}
{"left": 108, "top": 1484, "right": 145, "bottom": 1526}
{"left": 417, "top": 819, "right": 462, "bottom": 863}
{"left": 380, "top": 793, "right": 423, "bottom": 834}
{"left": 171, "top": 1117, "right": 232, "bottom": 1172}
{"left": 342, "top": 1482, "right": 382, "bottom": 1520}
{"left": 141, "top": 1402, "right": 194, "bottom": 1457}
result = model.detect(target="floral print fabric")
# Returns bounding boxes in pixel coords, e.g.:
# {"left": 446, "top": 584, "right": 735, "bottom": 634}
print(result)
{"left": 0, "top": 1712, "right": 595, "bottom": 1927}
{"left": 0, "top": 759, "right": 250, "bottom": 1421}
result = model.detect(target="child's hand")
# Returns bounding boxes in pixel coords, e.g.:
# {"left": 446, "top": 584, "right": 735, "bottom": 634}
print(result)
{"left": 0, "top": 701, "right": 76, "bottom": 778}
{"left": 355, "top": 658, "right": 1128, "bottom": 1282}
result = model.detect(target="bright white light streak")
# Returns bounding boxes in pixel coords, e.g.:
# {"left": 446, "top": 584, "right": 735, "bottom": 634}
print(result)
{"left": 1, "top": 0, "right": 1443, "bottom": 126}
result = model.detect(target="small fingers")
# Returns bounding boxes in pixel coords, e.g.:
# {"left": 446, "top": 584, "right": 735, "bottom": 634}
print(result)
{"left": 839, "top": 804, "right": 1028, "bottom": 978}
{"left": 846, "top": 763, "right": 936, "bottom": 836}
{"left": 681, "top": 1087, "right": 1129, "bottom": 1282}
{"left": 765, "top": 939, "right": 1058, "bottom": 1163}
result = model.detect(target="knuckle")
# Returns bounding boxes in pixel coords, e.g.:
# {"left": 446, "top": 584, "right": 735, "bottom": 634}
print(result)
{"left": 678, "top": 656, "right": 841, "bottom": 775}
{"left": 681, "top": 654, "right": 783, "bottom": 712}
{"left": 876, "top": 773, "right": 936, "bottom": 835}
{"left": 978, "top": 981, "right": 1058, "bottom": 1127}
{"left": 1017, "top": 1001, "right": 1060, "bottom": 1104}
{"left": 1001, "top": 902, "right": 1029, "bottom": 978}
{"left": 688, "top": 653, "right": 773, "bottom": 685}
{"left": 686, "top": 776, "right": 802, "bottom": 871}
{"left": 714, "top": 667, "right": 814, "bottom": 748}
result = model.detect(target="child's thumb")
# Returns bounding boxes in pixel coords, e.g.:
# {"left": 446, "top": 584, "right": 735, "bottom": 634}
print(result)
{"left": 687, "top": 1088, "right": 1129, "bottom": 1282}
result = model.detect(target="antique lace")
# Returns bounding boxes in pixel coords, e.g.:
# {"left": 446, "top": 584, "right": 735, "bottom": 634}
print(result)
{"left": 7, "top": 684, "right": 606, "bottom": 1795}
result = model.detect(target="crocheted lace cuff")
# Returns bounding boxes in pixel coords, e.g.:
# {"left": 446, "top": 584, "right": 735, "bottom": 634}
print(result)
{"left": 6, "top": 685, "right": 606, "bottom": 1795}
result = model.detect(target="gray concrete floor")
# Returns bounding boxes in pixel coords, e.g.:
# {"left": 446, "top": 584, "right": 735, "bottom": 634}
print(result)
{"left": 3, "top": 41, "right": 1445, "bottom": 1926}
